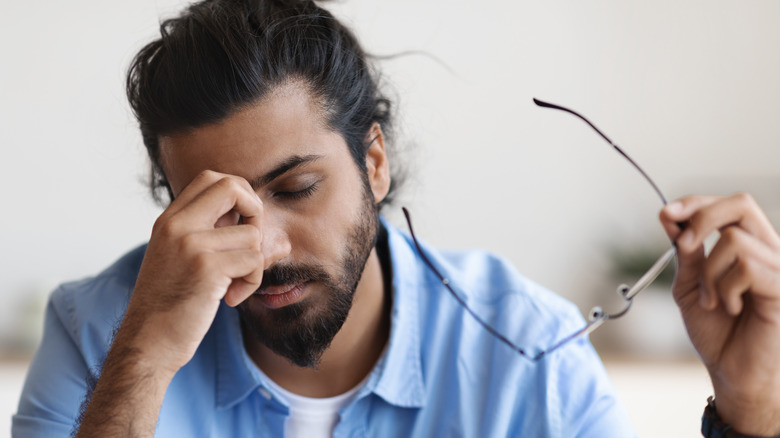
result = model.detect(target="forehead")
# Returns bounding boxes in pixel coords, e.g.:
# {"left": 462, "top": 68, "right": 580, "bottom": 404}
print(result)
{"left": 158, "top": 83, "right": 347, "bottom": 192}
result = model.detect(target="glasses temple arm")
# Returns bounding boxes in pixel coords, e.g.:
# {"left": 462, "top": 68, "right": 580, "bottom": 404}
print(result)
{"left": 622, "top": 247, "right": 677, "bottom": 300}
{"left": 533, "top": 98, "right": 669, "bottom": 206}
{"left": 537, "top": 316, "right": 608, "bottom": 359}
{"left": 402, "top": 207, "right": 545, "bottom": 360}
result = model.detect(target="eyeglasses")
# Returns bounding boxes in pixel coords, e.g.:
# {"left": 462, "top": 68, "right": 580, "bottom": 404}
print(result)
{"left": 402, "top": 98, "right": 677, "bottom": 361}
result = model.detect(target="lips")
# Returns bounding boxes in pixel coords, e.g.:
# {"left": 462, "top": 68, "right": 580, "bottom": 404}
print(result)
{"left": 258, "top": 284, "right": 299, "bottom": 295}
{"left": 254, "top": 282, "right": 308, "bottom": 309}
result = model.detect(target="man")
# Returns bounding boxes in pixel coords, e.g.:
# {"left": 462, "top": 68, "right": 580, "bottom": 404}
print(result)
{"left": 13, "top": 0, "right": 780, "bottom": 437}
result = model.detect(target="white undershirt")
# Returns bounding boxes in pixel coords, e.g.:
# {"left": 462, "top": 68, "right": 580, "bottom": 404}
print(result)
{"left": 256, "top": 367, "right": 367, "bottom": 438}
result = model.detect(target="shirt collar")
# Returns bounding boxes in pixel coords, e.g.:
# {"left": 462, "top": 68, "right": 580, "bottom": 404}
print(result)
{"left": 214, "top": 216, "right": 427, "bottom": 410}
{"left": 215, "top": 303, "right": 263, "bottom": 410}
{"left": 358, "top": 217, "right": 426, "bottom": 408}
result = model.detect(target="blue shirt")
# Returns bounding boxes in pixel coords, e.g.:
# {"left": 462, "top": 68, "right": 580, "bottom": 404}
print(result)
{"left": 14, "top": 220, "right": 635, "bottom": 437}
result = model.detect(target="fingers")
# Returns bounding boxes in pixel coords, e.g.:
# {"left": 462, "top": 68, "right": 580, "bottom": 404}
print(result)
{"left": 670, "top": 244, "right": 707, "bottom": 308}
{"left": 225, "top": 278, "right": 261, "bottom": 307}
{"left": 716, "top": 258, "right": 755, "bottom": 315}
{"left": 181, "top": 173, "right": 269, "bottom": 304}
{"left": 663, "top": 193, "right": 780, "bottom": 315}
{"left": 160, "top": 170, "right": 263, "bottom": 230}
{"left": 193, "top": 238, "right": 264, "bottom": 307}
{"left": 659, "top": 195, "right": 716, "bottom": 240}
{"left": 182, "top": 225, "right": 262, "bottom": 253}
{"left": 715, "top": 255, "right": 780, "bottom": 319}
{"left": 180, "top": 176, "right": 263, "bottom": 230}
{"left": 223, "top": 255, "right": 265, "bottom": 308}
{"left": 151, "top": 169, "right": 295, "bottom": 308}
{"left": 662, "top": 193, "right": 780, "bottom": 252}
{"left": 703, "top": 227, "right": 776, "bottom": 312}
{"left": 188, "top": 248, "right": 264, "bottom": 302}
{"left": 209, "top": 249, "right": 263, "bottom": 282}
{"left": 659, "top": 197, "right": 713, "bottom": 307}
{"left": 126, "top": 170, "right": 271, "bottom": 371}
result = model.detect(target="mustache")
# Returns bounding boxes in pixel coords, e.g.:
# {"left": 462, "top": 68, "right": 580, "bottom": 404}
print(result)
{"left": 259, "top": 263, "right": 331, "bottom": 290}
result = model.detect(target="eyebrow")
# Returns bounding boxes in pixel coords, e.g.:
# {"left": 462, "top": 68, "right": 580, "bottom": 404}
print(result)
{"left": 249, "top": 154, "right": 324, "bottom": 189}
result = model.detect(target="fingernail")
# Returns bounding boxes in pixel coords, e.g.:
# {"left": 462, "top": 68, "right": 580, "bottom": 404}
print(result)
{"left": 666, "top": 201, "right": 683, "bottom": 215}
{"left": 678, "top": 230, "right": 694, "bottom": 247}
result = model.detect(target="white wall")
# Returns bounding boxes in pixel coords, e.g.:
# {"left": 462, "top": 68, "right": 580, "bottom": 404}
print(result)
{"left": 2, "top": 0, "right": 780, "bottom": 350}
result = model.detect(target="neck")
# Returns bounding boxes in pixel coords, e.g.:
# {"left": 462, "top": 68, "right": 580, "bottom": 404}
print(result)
{"left": 244, "top": 248, "right": 390, "bottom": 397}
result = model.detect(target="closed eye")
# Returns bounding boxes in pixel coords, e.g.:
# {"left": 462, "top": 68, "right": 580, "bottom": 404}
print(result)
{"left": 275, "top": 183, "right": 318, "bottom": 201}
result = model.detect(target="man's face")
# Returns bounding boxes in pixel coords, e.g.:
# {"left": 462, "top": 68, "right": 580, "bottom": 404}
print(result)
{"left": 158, "top": 83, "right": 380, "bottom": 368}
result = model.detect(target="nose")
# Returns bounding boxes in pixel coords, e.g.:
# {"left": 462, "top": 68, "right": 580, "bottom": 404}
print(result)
{"left": 261, "top": 211, "right": 292, "bottom": 269}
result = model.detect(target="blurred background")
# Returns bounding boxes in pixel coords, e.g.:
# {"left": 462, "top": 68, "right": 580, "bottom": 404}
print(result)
{"left": 2, "top": 0, "right": 779, "bottom": 436}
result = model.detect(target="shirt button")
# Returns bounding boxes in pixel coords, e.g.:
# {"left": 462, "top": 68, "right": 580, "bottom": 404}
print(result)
{"left": 258, "top": 388, "right": 272, "bottom": 400}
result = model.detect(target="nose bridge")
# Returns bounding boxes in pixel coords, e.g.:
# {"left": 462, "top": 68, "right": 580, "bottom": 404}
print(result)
{"left": 262, "top": 207, "right": 292, "bottom": 267}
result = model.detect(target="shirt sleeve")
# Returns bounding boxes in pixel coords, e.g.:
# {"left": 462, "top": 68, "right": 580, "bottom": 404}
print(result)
{"left": 12, "top": 291, "right": 92, "bottom": 437}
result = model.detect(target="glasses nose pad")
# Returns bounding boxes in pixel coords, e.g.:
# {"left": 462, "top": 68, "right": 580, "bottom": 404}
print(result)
{"left": 588, "top": 306, "right": 604, "bottom": 322}
{"left": 617, "top": 284, "right": 630, "bottom": 298}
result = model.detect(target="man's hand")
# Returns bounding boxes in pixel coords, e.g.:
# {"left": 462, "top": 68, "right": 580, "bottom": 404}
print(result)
{"left": 126, "top": 170, "right": 268, "bottom": 372}
{"left": 660, "top": 193, "right": 780, "bottom": 435}
{"left": 76, "top": 170, "right": 271, "bottom": 437}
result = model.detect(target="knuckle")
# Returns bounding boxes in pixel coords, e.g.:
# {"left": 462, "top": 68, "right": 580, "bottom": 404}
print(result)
{"left": 686, "top": 210, "right": 704, "bottom": 229}
{"left": 734, "top": 257, "right": 754, "bottom": 278}
{"left": 154, "top": 216, "right": 181, "bottom": 238}
{"left": 215, "top": 175, "right": 254, "bottom": 198}
{"left": 245, "top": 225, "right": 262, "bottom": 245}
{"left": 719, "top": 226, "right": 741, "bottom": 243}
{"left": 245, "top": 273, "right": 263, "bottom": 287}
{"left": 228, "top": 174, "right": 252, "bottom": 190}
{"left": 196, "top": 169, "right": 220, "bottom": 182}
{"left": 152, "top": 214, "right": 168, "bottom": 233}
{"left": 188, "top": 170, "right": 220, "bottom": 189}
{"left": 179, "top": 233, "right": 200, "bottom": 254}
{"left": 191, "top": 252, "right": 212, "bottom": 272}
{"left": 215, "top": 176, "right": 240, "bottom": 193}
{"left": 734, "top": 192, "right": 756, "bottom": 208}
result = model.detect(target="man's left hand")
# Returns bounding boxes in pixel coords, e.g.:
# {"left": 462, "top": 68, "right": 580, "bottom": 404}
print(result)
{"left": 660, "top": 193, "right": 780, "bottom": 435}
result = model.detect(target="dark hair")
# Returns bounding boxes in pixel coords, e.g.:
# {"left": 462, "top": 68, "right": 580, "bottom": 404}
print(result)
{"left": 126, "top": 0, "right": 402, "bottom": 209}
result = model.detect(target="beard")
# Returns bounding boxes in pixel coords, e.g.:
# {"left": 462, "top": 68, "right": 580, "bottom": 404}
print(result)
{"left": 237, "top": 183, "right": 379, "bottom": 368}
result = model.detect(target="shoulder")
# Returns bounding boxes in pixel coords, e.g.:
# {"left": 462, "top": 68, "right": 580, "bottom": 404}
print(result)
{"left": 47, "top": 244, "right": 147, "bottom": 364}
{"left": 13, "top": 245, "right": 149, "bottom": 436}
{"left": 383, "top": 221, "right": 633, "bottom": 435}
{"left": 385, "top": 220, "right": 583, "bottom": 354}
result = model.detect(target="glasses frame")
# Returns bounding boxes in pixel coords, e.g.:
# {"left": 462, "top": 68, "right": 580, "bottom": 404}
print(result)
{"left": 402, "top": 98, "right": 678, "bottom": 361}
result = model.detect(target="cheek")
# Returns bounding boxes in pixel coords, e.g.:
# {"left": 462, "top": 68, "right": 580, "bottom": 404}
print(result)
{"left": 289, "top": 179, "right": 365, "bottom": 260}
{"left": 293, "top": 204, "right": 351, "bottom": 257}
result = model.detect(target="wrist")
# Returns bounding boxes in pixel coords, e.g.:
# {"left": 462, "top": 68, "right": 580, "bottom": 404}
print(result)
{"left": 76, "top": 327, "right": 175, "bottom": 438}
{"left": 111, "top": 311, "right": 186, "bottom": 379}
{"left": 705, "top": 396, "right": 780, "bottom": 437}
{"left": 106, "top": 326, "right": 180, "bottom": 384}
{"left": 710, "top": 370, "right": 780, "bottom": 436}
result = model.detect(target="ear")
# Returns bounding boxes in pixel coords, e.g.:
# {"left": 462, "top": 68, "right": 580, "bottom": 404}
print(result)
{"left": 364, "top": 122, "right": 391, "bottom": 204}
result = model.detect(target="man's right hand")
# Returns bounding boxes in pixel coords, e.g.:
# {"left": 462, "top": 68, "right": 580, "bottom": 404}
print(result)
{"left": 125, "top": 170, "right": 268, "bottom": 373}
{"left": 76, "top": 170, "right": 271, "bottom": 437}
